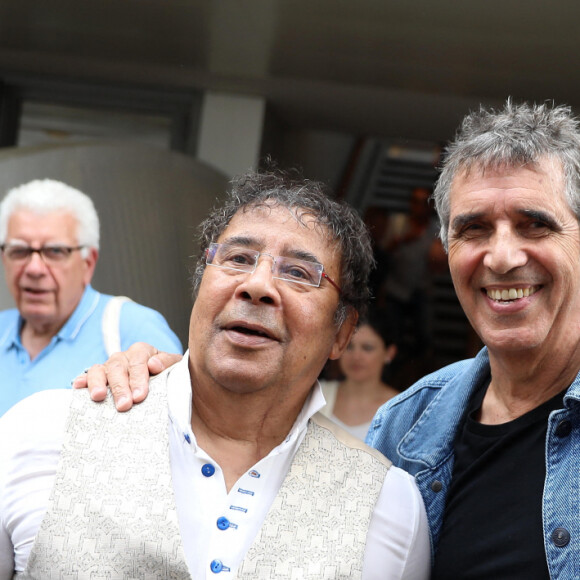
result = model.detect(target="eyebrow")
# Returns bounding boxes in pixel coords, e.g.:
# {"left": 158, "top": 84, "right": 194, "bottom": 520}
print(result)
{"left": 450, "top": 213, "right": 484, "bottom": 231}
{"left": 222, "top": 235, "right": 258, "bottom": 248}
{"left": 6, "top": 238, "right": 71, "bottom": 247}
{"left": 284, "top": 248, "right": 321, "bottom": 264}
{"left": 519, "top": 209, "right": 560, "bottom": 229}
{"left": 221, "top": 235, "right": 321, "bottom": 263}
{"left": 451, "top": 208, "right": 561, "bottom": 231}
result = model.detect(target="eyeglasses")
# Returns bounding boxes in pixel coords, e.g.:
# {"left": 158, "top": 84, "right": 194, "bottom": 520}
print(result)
{"left": 1, "top": 243, "right": 85, "bottom": 264}
{"left": 205, "top": 242, "right": 341, "bottom": 293}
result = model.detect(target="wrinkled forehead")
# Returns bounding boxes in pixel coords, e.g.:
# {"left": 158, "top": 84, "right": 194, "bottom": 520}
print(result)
{"left": 233, "top": 202, "right": 336, "bottom": 241}
{"left": 222, "top": 202, "right": 342, "bottom": 263}
{"left": 11, "top": 205, "right": 72, "bottom": 217}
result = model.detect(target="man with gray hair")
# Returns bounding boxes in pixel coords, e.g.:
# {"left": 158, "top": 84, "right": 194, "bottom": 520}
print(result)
{"left": 0, "top": 178, "right": 182, "bottom": 415}
{"left": 369, "top": 100, "right": 580, "bottom": 579}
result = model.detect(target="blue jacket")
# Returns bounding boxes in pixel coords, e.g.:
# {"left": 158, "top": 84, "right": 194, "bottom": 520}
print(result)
{"left": 367, "top": 347, "right": 580, "bottom": 578}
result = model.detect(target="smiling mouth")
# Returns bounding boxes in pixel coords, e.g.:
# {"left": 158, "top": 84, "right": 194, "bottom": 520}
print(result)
{"left": 485, "top": 286, "right": 539, "bottom": 302}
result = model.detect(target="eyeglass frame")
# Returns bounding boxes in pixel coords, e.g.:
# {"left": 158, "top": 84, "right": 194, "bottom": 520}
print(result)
{"left": 204, "top": 242, "right": 342, "bottom": 293}
{"left": 0, "top": 243, "right": 86, "bottom": 264}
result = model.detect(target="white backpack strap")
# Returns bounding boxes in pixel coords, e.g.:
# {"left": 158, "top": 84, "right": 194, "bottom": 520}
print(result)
{"left": 102, "top": 296, "right": 133, "bottom": 356}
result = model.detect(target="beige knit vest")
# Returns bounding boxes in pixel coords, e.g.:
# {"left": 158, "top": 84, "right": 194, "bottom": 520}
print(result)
{"left": 21, "top": 371, "right": 391, "bottom": 579}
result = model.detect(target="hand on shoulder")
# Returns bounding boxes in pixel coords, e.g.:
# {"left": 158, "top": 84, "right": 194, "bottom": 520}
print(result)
{"left": 72, "top": 342, "right": 183, "bottom": 411}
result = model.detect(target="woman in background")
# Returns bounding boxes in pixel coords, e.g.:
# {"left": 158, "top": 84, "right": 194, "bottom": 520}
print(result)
{"left": 320, "top": 313, "right": 399, "bottom": 440}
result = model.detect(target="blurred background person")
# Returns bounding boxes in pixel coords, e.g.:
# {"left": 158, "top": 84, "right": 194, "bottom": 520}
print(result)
{"left": 382, "top": 186, "right": 447, "bottom": 385}
{"left": 319, "top": 312, "right": 399, "bottom": 439}
{"left": 0, "top": 178, "right": 182, "bottom": 416}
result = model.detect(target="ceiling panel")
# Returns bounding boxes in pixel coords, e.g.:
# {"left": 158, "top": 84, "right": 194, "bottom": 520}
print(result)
{"left": 0, "top": 0, "right": 578, "bottom": 141}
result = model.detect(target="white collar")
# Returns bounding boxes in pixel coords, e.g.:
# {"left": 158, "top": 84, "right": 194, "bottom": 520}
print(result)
{"left": 166, "top": 350, "right": 326, "bottom": 455}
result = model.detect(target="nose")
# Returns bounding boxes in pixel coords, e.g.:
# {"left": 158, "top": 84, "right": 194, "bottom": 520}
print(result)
{"left": 22, "top": 250, "right": 49, "bottom": 276}
{"left": 483, "top": 225, "right": 528, "bottom": 274}
{"left": 235, "top": 254, "right": 281, "bottom": 306}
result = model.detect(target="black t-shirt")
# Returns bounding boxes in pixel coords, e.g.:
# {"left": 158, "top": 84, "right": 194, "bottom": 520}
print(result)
{"left": 431, "top": 381, "right": 566, "bottom": 580}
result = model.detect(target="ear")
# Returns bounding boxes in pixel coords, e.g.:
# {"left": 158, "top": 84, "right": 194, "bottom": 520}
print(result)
{"left": 384, "top": 343, "right": 398, "bottom": 364}
{"left": 328, "top": 310, "right": 358, "bottom": 360}
{"left": 82, "top": 247, "right": 99, "bottom": 286}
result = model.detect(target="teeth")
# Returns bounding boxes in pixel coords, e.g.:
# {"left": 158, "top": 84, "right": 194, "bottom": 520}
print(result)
{"left": 486, "top": 286, "right": 538, "bottom": 301}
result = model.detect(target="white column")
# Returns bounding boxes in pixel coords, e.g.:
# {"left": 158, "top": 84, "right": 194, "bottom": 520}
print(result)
{"left": 197, "top": 91, "right": 265, "bottom": 178}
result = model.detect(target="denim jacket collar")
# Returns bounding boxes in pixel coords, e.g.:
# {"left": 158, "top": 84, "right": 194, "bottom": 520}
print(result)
{"left": 563, "top": 369, "right": 580, "bottom": 406}
{"left": 398, "top": 347, "right": 580, "bottom": 470}
{"left": 397, "top": 348, "right": 490, "bottom": 470}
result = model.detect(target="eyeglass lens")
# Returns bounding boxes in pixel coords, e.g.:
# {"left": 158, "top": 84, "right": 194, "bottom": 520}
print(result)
{"left": 2, "top": 245, "right": 79, "bottom": 263}
{"left": 206, "top": 243, "right": 323, "bottom": 287}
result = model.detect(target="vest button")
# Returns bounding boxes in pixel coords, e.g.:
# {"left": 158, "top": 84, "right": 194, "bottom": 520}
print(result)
{"left": 210, "top": 559, "right": 224, "bottom": 573}
{"left": 431, "top": 480, "right": 443, "bottom": 492}
{"left": 202, "top": 463, "right": 216, "bottom": 477}
{"left": 552, "top": 527, "right": 571, "bottom": 547}
{"left": 555, "top": 420, "right": 572, "bottom": 438}
{"left": 217, "top": 516, "right": 230, "bottom": 530}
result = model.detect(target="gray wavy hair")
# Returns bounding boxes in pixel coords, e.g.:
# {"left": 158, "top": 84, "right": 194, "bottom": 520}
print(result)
{"left": 434, "top": 99, "right": 580, "bottom": 250}
{"left": 192, "top": 167, "right": 374, "bottom": 326}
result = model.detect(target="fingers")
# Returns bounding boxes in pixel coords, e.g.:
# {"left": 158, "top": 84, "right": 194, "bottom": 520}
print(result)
{"left": 83, "top": 364, "right": 110, "bottom": 402}
{"left": 107, "top": 342, "right": 160, "bottom": 410}
{"left": 147, "top": 352, "right": 183, "bottom": 375}
{"left": 71, "top": 372, "right": 88, "bottom": 390}
{"left": 71, "top": 358, "right": 135, "bottom": 409}
{"left": 70, "top": 343, "right": 183, "bottom": 412}
{"left": 107, "top": 343, "right": 182, "bottom": 409}
{"left": 105, "top": 352, "right": 139, "bottom": 411}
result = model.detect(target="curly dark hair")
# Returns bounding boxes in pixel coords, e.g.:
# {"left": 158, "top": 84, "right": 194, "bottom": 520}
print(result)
{"left": 191, "top": 167, "right": 374, "bottom": 325}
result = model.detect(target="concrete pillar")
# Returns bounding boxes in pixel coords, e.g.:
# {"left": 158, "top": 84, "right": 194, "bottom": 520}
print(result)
{"left": 197, "top": 91, "right": 265, "bottom": 178}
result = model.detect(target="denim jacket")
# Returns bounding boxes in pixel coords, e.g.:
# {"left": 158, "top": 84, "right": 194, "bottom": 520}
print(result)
{"left": 367, "top": 347, "right": 580, "bottom": 578}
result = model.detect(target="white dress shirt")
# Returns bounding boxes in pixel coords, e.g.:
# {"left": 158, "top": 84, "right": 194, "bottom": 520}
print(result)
{"left": 0, "top": 355, "right": 430, "bottom": 579}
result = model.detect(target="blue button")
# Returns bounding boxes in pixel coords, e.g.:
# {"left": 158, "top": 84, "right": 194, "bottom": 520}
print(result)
{"left": 217, "top": 516, "right": 230, "bottom": 530}
{"left": 210, "top": 559, "right": 230, "bottom": 573}
{"left": 202, "top": 463, "right": 216, "bottom": 477}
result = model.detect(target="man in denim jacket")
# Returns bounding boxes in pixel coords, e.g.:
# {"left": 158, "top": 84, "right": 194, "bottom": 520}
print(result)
{"left": 367, "top": 100, "right": 580, "bottom": 579}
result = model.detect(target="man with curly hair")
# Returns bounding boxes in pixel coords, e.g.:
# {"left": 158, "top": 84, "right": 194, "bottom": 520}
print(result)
{"left": 0, "top": 168, "right": 429, "bottom": 579}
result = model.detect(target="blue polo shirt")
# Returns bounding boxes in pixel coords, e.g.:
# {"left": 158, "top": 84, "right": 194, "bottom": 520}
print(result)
{"left": 0, "top": 285, "right": 182, "bottom": 416}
